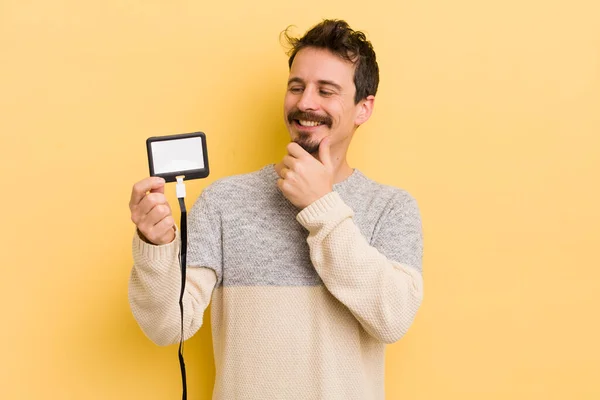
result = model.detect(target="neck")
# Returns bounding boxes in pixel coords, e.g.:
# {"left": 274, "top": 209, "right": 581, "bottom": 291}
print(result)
{"left": 322, "top": 154, "right": 354, "bottom": 184}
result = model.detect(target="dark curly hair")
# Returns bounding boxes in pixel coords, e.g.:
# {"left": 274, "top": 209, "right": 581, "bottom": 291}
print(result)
{"left": 283, "top": 19, "right": 379, "bottom": 104}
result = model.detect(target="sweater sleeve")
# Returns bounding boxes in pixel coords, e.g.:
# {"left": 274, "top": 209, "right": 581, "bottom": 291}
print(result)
{"left": 128, "top": 189, "right": 223, "bottom": 346}
{"left": 296, "top": 191, "right": 424, "bottom": 344}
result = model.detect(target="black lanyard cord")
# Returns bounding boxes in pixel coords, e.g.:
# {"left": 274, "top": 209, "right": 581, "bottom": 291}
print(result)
{"left": 177, "top": 196, "right": 188, "bottom": 400}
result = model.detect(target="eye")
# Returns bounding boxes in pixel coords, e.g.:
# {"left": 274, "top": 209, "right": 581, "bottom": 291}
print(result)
{"left": 289, "top": 87, "right": 304, "bottom": 94}
{"left": 319, "top": 90, "right": 334, "bottom": 97}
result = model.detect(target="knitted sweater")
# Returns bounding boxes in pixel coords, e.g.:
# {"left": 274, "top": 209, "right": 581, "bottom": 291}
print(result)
{"left": 129, "top": 165, "right": 423, "bottom": 400}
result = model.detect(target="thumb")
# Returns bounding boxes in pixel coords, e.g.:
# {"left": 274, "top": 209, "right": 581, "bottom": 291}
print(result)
{"left": 319, "top": 137, "right": 332, "bottom": 167}
{"left": 149, "top": 177, "right": 166, "bottom": 194}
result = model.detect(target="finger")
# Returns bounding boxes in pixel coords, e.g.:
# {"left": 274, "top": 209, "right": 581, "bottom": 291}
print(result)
{"left": 137, "top": 205, "right": 173, "bottom": 240}
{"left": 136, "top": 193, "right": 169, "bottom": 214}
{"left": 131, "top": 193, "right": 171, "bottom": 225}
{"left": 318, "top": 137, "right": 332, "bottom": 167}
{"left": 278, "top": 167, "right": 292, "bottom": 180}
{"left": 144, "top": 203, "right": 172, "bottom": 227}
{"left": 277, "top": 178, "right": 285, "bottom": 191}
{"left": 150, "top": 184, "right": 165, "bottom": 194}
{"left": 145, "top": 215, "right": 176, "bottom": 245}
{"left": 282, "top": 155, "right": 297, "bottom": 170}
{"left": 286, "top": 142, "right": 310, "bottom": 159}
{"left": 130, "top": 177, "right": 166, "bottom": 208}
{"left": 135, "top": 205, "right": 167, "bottom": 231}
{"left": 155, "top": 222, "right": 176, "bottom": 245}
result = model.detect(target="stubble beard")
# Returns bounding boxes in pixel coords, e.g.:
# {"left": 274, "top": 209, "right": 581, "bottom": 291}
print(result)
{"left": 293, "top": 134, "right": 321, "bottom": 155}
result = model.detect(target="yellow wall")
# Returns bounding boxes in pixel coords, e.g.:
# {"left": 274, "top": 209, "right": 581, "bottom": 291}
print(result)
{"left": 1, "top": 0, "right": 599, "bottom": 398}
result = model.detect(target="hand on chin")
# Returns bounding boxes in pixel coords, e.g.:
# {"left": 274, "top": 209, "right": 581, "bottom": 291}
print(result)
{"left": 276, "top": 138, "right": 334, "bottom": 209}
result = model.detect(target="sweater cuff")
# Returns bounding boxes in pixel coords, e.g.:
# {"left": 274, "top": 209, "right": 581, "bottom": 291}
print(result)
{"left": 296, "top": 191, "right": 353, "bottom": 228}
{"left": 133, "top": 226, "right": 180, "bottom": 260}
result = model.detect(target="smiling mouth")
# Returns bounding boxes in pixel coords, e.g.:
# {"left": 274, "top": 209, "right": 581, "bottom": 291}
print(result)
{"left": 295, "top": 119, "right": 324, "bottom": 127}
{"left": 288, "top": 110, "right": 332, "bottom": 128}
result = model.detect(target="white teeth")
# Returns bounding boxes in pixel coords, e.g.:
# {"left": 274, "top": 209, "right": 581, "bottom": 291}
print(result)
{"left": 298, "top": 120, "right": 321, "bottom": 127}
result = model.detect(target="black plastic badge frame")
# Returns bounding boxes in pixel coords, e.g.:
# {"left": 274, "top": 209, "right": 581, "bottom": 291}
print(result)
{"left": 146, "top": 132, "right": 210, "bottom": 183}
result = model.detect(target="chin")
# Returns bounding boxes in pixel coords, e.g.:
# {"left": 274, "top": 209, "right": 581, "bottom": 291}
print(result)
{"left": 293, "top": 137, "right": 321, "bottom": 154}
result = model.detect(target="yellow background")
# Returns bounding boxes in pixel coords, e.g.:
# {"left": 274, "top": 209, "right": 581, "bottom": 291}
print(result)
{"left": 1, "top": 0, "right": 599, "bottom": 399}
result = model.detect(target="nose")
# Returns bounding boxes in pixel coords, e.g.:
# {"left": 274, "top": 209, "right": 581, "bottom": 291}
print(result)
{"left": 297, "top": 87, "right": 319, "bottom": 111}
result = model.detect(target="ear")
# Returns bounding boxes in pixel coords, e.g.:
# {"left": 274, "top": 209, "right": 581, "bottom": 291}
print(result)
{"left": 354, "top": 95, "right": 375, "bottom": 126}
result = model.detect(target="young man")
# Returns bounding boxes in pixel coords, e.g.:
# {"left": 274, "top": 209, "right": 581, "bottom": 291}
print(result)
{"left": 129, "top": 19, "right": 423, "bottom": 400}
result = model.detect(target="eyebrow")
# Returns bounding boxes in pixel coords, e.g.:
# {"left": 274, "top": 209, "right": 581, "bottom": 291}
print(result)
{"left": 287, "top": 77, "right": 343, "bottom": 92}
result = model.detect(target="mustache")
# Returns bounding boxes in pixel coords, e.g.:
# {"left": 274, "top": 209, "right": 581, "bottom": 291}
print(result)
{"left": 287, "top": 110, "right": 332, "bottom": 128}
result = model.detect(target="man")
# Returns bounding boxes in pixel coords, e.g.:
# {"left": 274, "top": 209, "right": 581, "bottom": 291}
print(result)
{"left": 129, "top": 19, "right": 423, "bottom": 400}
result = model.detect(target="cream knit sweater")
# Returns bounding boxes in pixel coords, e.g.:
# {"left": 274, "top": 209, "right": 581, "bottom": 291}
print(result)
{"left": 129, "top": 165, "right": 423, "bottom": 400}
